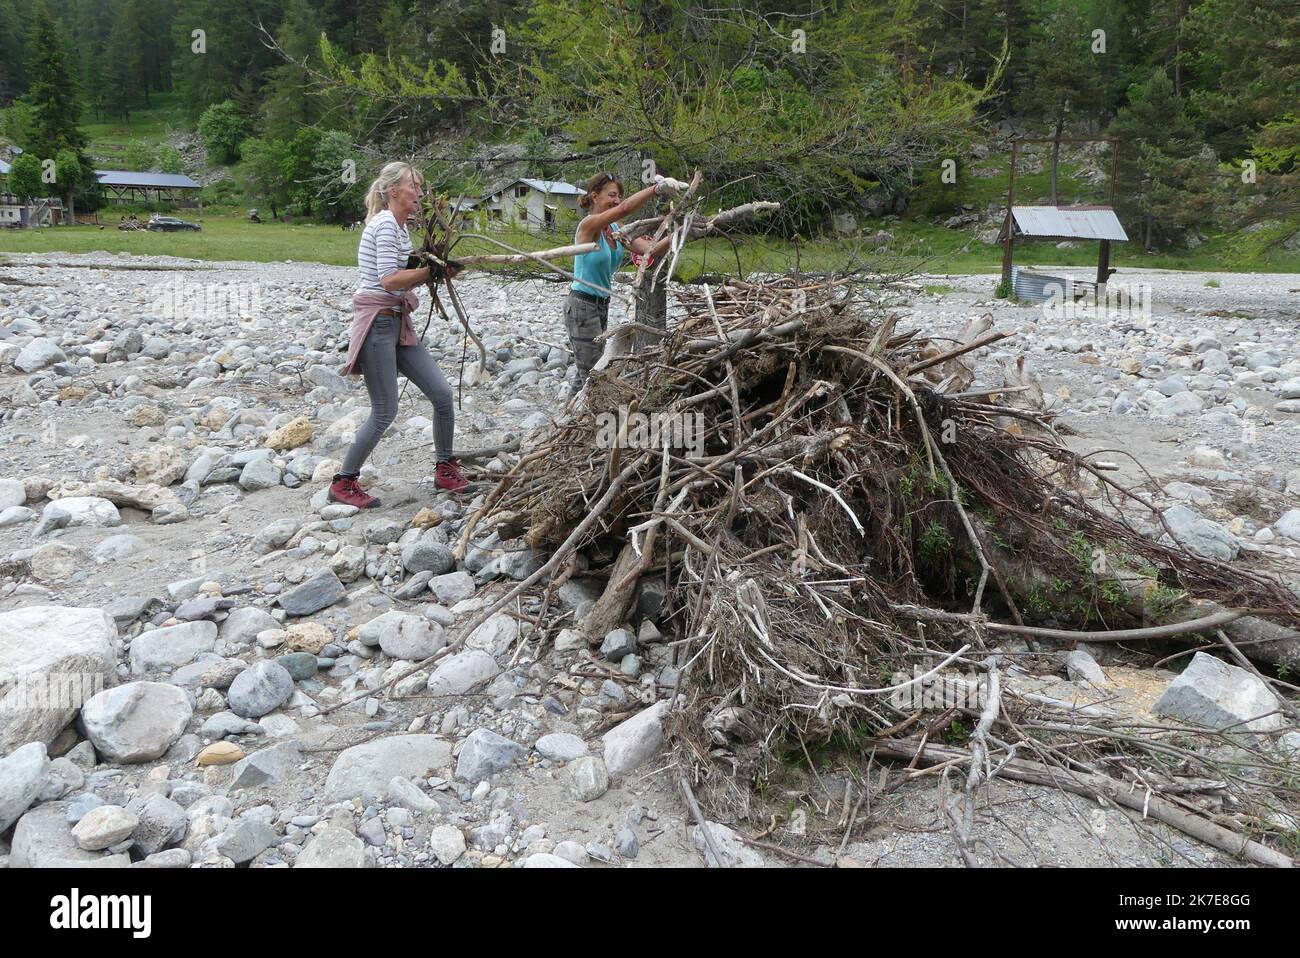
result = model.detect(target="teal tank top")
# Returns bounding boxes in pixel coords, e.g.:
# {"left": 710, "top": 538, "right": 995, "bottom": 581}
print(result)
{"left": 571, "top": 222, "right": 624, "bottom": 298}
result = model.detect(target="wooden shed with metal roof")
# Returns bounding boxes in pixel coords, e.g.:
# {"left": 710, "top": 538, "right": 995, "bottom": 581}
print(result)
{"left": 998, "top": 137, "right": 1128, "bottom": 299}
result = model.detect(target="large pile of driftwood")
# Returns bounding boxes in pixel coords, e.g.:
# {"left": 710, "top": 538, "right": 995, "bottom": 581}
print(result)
{"left": 445, "top": 272, "right": 1299, "bottom": 865}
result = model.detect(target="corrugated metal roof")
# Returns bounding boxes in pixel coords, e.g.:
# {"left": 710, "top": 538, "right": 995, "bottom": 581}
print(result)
{"left": 518, "top": 178, "right": 583, "bottom": 196}
{"left": 95, "top": 170, "right": 202, "bottom": 189}
{"left": 1012, "top": 206, "right": 1127, "bottom": 241}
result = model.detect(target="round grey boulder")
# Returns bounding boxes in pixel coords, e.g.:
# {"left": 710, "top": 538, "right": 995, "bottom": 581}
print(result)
{"left": 0, "top": 742, "right": 50, "bottom": 834}
{"left": 0, "top": 478, "right": 26, "bottom": 509}
{"left": 78, "top": 682, "right": 193, "bottom": 763}
{"left": 238, "top": 458, "right": 283, "bottom": 491}
{"left": 400, "top": 541, "right": 454, "bottom": 575}
{"left": 14, "top": 338, "right": 66, "bottom": 373}
{"left": 535, "top": 732, "right": 588, "bottom": 764}
{"left": 378, "top": 616, "right": 446, "bottom": 661}
{"left": 226, "top": 660, "right": 295, "bottom": 718}
{"left": 454, "top": 728, "right": 526, "bottom": 782}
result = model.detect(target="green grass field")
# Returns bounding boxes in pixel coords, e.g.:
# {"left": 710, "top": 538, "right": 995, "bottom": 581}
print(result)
{"left": 0, "top": 214, "right": 364, "bottom": 265}
{"left": 2, "top": 212, "right": 1297, "bottom": 278}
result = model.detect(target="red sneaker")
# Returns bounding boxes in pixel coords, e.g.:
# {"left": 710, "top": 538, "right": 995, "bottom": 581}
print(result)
{"left": 328, "top": 475, "right": 381, "bottom": 509}
{"left": 434, "top": 458, "right": 469, "bottom": 493}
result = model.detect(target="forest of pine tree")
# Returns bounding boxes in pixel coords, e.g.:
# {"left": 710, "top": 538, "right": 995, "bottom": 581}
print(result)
{"left": 0, "top": 0, "right": 1294, "bottom": 243}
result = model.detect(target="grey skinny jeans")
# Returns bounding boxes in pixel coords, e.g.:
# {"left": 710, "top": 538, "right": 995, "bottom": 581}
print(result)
{"left": 340, "top": 313, "right": 454, "bottom": 475}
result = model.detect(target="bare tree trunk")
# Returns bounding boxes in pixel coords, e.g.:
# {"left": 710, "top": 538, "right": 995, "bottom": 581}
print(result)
{"left": 1174, "top": 0, "right": 1188, "bottom": 95}
{"left": 960, "top": 0, "right": 968, "bottom": 66}
{"left": 579, "top": 542, "right": 643, "bottom": 642}
{"left": 634, "top": 276, "right": 668, "bottom": 351}
{"left": 1050, "top": 115, "right": 1064, "bottom": 205}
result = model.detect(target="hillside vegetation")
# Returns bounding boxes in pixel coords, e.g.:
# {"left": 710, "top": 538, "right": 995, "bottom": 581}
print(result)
{"left": 0, "top": 0, "right": 1295, "bottom": 269}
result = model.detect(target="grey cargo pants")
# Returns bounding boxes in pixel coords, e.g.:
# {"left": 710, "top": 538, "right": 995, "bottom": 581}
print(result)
{"left": 563, "top": 291, "right": 609, "bottom": 390}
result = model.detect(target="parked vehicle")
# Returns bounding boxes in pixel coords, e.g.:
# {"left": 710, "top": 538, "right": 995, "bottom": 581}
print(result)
{"left": 145, "top": 215, "right": 201, "bottom": 232}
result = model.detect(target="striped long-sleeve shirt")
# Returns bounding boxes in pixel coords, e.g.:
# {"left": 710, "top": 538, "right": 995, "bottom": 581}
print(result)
{"left": 356, "top": 209, "right": 412, "bottom": 301}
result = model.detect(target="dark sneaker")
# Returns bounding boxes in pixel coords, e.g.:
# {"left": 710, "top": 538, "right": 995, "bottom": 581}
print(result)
{"left": 434, "top": 458, "right": 469, "bottom": 493}
{"left": 329, "top": 475, "right": 381, "bottom": 509}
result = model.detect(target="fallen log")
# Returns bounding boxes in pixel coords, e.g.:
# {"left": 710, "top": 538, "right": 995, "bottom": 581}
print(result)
{"left": 579, "top": 541, "right": 643, "bottom": 642}
{"left": 871, "top": 736, "right": 1294, "bottom": 868}
{"left": 968, "top": 520, "right": 1300, "bottom": 670}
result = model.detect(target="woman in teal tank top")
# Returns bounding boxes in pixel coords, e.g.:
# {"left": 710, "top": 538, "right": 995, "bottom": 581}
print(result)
{"left": 571, "top": 220, "right": 625, "bottom": 298}
{"left": 563, "top": 170, "right": 685, "bottom": 391}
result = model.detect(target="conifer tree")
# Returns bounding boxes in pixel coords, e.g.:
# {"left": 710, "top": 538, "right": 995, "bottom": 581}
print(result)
{"left": 1108, "top": 67, "right": 1220, "bottom": 248}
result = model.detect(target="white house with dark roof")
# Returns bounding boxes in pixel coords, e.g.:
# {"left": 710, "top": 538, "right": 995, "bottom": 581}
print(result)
{"left": 0, "top": 151, "right": 23, "bottom": 226}
{"left": 0, "top": 156, "right": 14, "bottom": 226}
{"left": 0, "top": 150, "right": 65, "bottom": 227}
{"left": 480, "top": 178, "right": 583, "bottom": 233}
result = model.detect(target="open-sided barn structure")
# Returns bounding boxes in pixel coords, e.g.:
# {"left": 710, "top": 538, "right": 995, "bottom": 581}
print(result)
{"left": 94, "top": 170, "right": 202, "bottom": 207}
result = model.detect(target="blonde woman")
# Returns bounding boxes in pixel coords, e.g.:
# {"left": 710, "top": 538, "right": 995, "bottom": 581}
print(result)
{"left": 330, "top": 161, "right": 466, "bottom": 508}
{"left": 565, "top": 171, "right": 686, "bottom": 390}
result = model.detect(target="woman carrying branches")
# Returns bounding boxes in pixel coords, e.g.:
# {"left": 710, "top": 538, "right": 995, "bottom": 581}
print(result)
{"left": 564, "top": 170, "right": 687, "bottom": 391}
{"left": 330, "top": 161, "right": 467, "bottom": 509}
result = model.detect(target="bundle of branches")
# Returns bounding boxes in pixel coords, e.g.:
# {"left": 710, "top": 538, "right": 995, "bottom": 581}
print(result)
{"left": 452, "top": 272, "right": 1300, "bottom": 838}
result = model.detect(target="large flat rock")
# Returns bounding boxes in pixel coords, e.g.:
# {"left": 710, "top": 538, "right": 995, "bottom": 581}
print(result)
{"left": 129, "top": 621, "right": 218, "bottom": 675}
{"left": 324, "top": 735, "right": 452, "bottom": 803}
{"left": 0, "top": 606, "right": 117, "bottom": 756}
{"left": 78, "top": 682, "right": 194, "bottom": 763}
{"left": 1153, "top": 651, "right": 1286, "bottom": 732}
